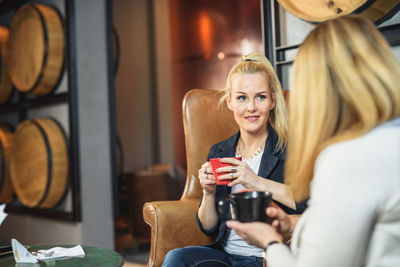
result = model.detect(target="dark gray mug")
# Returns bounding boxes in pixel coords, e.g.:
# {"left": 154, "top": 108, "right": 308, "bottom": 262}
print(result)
{"left": 218, "top": 191, "right": 272, "bottom": 222}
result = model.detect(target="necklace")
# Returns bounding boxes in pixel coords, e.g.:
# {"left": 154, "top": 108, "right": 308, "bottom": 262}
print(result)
{"left": 236, "top": 138, "right": 265, "bottom": 161}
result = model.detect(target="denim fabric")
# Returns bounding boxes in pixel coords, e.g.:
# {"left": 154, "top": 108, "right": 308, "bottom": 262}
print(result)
{"left": 228, "top": 254, "right": 263, "bottom": 267}
{"left": 162, "top": 246, "right": 263, "bottom": 267}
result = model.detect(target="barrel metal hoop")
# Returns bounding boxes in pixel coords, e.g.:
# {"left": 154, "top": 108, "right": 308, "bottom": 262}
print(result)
{"left": 352, "top": 0, "right": 376, "bottom": 15}
{"left": 46, "top": 117, "right": 69, "bottom": 208}
{"left": 40, "top": 4, "right": 66, "bottom": 97}
{"left": 374, "top": 3, "right": 400, "bottom": 25}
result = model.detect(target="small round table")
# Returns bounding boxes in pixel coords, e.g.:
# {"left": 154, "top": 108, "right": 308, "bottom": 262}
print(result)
{"left": 0, "top": 245, "right": 124, "bottom": 266}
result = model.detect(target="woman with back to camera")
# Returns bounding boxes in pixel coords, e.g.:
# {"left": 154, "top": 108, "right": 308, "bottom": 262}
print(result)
{"left": 227, "top": 15, "right": 400, "bottom": 267}
{"left": 162, "top": 52, "right": 307, "bottom": 267}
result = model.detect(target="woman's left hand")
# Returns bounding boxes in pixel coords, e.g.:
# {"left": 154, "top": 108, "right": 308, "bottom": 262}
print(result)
{"left": 217, "top": 157, "right": 262, "bottom": 189}
{"left": 226, "top": 220, "right": 282, "bottom": 249}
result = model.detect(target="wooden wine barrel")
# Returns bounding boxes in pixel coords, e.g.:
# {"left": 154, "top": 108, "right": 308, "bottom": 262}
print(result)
{"left": 8, "top": 4, "right": 64, "bottom": 95}
{"left": 0, "top": 125, "right": 14, "bottom": 203}
{"left": 9, "top": 118, "right": 68, "bottom": 208}
{"left": 0, "top": 26, "right": 13, "bottom": 104}
{"left": 277, "top": 0, "right": 400, "bottom": 24}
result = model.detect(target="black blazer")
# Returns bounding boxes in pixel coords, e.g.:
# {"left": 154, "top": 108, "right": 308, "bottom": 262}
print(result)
{"left": 196, "top": 125, "right": 307, "bottom": 244}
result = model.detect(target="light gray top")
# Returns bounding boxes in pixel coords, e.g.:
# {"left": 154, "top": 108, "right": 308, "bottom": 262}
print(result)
{"left": 267, "top": 117, "right": 400, "bottom": 267}
{"left": 222, "top": 151, "right": 265, "bottom": 257}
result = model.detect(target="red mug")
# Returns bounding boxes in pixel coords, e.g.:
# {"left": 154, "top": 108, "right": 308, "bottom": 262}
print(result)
{"left": 210, "top": 157, "right": 242, "bottom": 185}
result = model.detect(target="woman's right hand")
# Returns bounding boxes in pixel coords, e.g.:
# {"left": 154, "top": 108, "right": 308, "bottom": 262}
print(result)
{"left": 267, "top": 202, "right": 298, "bottom": 242}
{"left": 198, "top": 162, "right": 216, "bottom": 194}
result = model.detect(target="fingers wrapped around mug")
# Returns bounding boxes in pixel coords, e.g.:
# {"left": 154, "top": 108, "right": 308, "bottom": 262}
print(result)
{"left": 218, "top": 159, "right": 261, "bottom": 188}
{"left": 265, "top": 203, "right": 294, "bottom": 242}
{"left": 198, "top": 162, "right": 216, "bottom": 192}
{"left": 214, "top": 158, "right": 243, "bottom": 175}
{"left": 209, "top": 157, "right": 242, "bottom": 185}
{"left": 213, "top": 158, "right": 243, "bottom": 186}
{"left": 216, "top": 171, "right": 239, "bottom": 183}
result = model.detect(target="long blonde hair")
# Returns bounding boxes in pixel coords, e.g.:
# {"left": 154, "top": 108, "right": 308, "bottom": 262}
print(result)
{"left": 220, "top": 52, "right": 288, "bottom": 150}
{"left": 286, "top": 15, "right": 400, "bottom": 201}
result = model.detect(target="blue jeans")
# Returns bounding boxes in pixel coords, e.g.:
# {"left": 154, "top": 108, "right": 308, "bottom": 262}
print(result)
{"left": 162, "top": 246, "right": 264, "bottom": 267}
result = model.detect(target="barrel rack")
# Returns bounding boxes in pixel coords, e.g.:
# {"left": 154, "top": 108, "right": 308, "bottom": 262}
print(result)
{"left": 262, "top": 0, "right": 400, "bottom": 83}
{"left": 0, "top": 0, "right": 82, "bottom": 221}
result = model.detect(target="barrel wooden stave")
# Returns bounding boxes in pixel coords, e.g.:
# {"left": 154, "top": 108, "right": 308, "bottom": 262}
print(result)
{"left": 34, "top": 119, "right": 68, "bottom": 208}
{"left": 33, "top": 4, "right": 64, "bottom": 95}
{"left": 277, "top": 0, "right": 400, "bottom": 24}
{"left": 10, "top": 121, "right": 48, "bottom": 207}
{"left": 0, "top": 126, "right": 14, "bottom": 203}
{"left": 8, "top": 6, "right": 44, "bottom": 92}
{"left": 361, "top": 1, "right": 400, "bottom": 24}
{"left": 10, "top": 118, "right": 68, "bottom": 208}
{"left": 8, "top": 4, "right": 64, "bottom": 95}
{"left": 0, "top": 26, "right": 13, "bottom": 104}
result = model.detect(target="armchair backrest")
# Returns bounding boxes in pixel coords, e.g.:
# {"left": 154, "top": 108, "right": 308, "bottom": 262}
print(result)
{"left": 181, "top": 89, "right": 238, "bottom": 200}
{"left": 180, "top": 89, "right": 290, "bottom": 201}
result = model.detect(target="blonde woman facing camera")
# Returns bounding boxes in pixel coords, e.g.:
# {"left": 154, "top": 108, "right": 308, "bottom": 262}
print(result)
{"left": 162, "top": 53, "right": 307, "bottom": 267}
{"left": 228, "top": 16, "right": 400, "bottom": 267}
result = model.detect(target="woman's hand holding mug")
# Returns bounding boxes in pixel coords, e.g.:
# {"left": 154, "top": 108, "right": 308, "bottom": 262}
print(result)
{"left": 198, "top": 162, "right": 216, "bottom": 194}
{"left": 215, "top": 157, "right": 262, "bottom": 189}
{"left": 227, "top": 202, "right": 296, "bottom": 248}
{"left": 266, "top": 202, "right": 297, "bottom": 242}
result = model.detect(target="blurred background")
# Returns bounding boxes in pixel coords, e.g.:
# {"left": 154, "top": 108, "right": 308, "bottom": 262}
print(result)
{"left": 0, "top": 0, "right": 398, "bottom": 266}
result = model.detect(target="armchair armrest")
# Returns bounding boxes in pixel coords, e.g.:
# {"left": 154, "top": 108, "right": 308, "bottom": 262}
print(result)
{"left": 143, "top": 199, "right": 213, "bottom": 267}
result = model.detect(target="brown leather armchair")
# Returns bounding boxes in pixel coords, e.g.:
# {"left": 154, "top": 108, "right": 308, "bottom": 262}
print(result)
{"left": 143, "top": 89, "right": 238, "bottom": 267}
{"left": 143, "top": 89, "right": 290, "bottom": 267}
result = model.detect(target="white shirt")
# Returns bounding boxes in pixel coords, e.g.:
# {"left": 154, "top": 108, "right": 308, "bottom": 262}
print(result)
{"left": 223, "top": 151, "right": 265, "bottom": 257}
{"left": 267, "top": 117, "right": 400, "bottom": 267}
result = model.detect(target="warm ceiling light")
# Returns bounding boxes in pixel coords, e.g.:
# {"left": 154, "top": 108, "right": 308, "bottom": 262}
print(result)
{"left": 199, "top": 11, "right": 212, "bottom": 56}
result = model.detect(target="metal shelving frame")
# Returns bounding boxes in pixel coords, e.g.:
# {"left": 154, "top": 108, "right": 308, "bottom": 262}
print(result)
{"left": 2, "top": 0, "right": 82, "bottom": 221}
{"left": 262, "top": 0, "right": 400, "bottom": 82}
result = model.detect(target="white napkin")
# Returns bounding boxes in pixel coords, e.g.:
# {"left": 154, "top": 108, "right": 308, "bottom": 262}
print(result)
{"left": 0, "top": 204, "right": 7, "bottom": 226}
{"left": 12, "top": 238, "right": 85, "bottom": 263}
{"left": 11, "top": 239, "right": 37, "bottom": 263}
